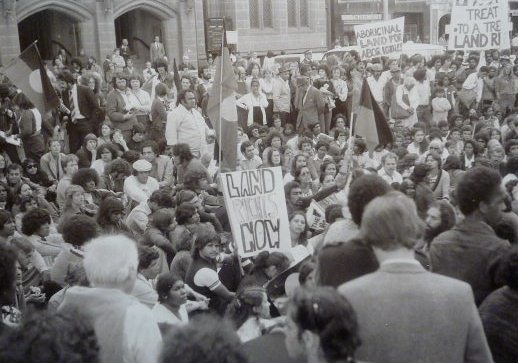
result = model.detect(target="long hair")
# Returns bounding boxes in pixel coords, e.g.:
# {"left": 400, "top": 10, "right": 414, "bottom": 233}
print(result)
{"left": 96, "top": 197, "right": 124, "bottom": 228}
{"left": 63, "top": 185, "right": 85, "bottom": 215}
{"left": 289, "top": 211, "right": 309, "bottom": 246}
{"left": 225, "top": 286, "right": 266, "bottom": 329}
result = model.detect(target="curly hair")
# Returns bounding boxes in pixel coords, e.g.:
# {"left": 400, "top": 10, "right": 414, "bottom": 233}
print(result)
{"left": 161, "top": 315, "right": 247, "bottom": 363}
{"left": 0, "top": 311, "right": 99, "bottom": 363}
{"left": 96, "top": 142, "right": 118, "bottom": 161}
{"left": 175, "top": 203, "right": 197, "bottom": 225}
{"left": 104, "top": 158, "right": 132, "bottom": 177}
{"left": 347, "top": 175, "right": 391, "bottom": 226}
{"left": 96, "top": 197, "right": 124, "bottom": 228}
{"left": 226, "top": 286, "right": 266, "bottom": 329}
{"left": 289, "top": 287, "right": 361, "bottom": 362}
{"left": 61, "top": 214, "right": 98, "bottom": 247}
{"left": 137, "top": 245, "right": 160, "bottom": 271}
{"left": 265, "top": 130, "right": 283, "bottom": 148}
{"left": 71, "top": 168, "right": 99, "bottom": 188}
{"left": 150, "top": 208, "right": 175, "bottom": 232}
{"left": 156, "top": 272, "right": 183, "bottom": 303}
{"left": 172, "top": 143, "right": 194, "bottom": 163}
{"left": 457, "top": 166, "right": 502, "bottom": 216}
{"left": 21, "top": 208, "right": 51, "bottom": 236}
{"left": 183, "top": 170, "right": 208, "bottom": 192}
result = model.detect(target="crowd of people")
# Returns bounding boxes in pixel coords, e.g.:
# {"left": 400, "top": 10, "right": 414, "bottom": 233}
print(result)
{"left": 0, "top": 36, "right": 518, "bottom": 363}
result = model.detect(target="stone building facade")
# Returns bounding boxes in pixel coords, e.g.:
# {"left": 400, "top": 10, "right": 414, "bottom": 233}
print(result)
{"left": 0, "top": 0, "right": 328, "bottom": 67}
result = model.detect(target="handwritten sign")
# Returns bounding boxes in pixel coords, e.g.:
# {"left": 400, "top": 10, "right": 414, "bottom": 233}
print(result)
{"left": 221, "top": 167, "right": 291, "bottom": 258}
{"left": 354, "top": 17, "right": 405, "bottom": 59}
{"left": 448, "top": 0, "right": 510, "bottom": 50}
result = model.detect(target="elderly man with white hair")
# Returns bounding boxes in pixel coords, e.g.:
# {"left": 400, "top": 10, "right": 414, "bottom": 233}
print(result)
{"left": 395, "top": 77, "right": 420, "bottom": 128}
{"left": 59, "top": 235, "right": 162, "bottom": 363}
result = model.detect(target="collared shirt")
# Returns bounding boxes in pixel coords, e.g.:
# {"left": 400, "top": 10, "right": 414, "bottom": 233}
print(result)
{"left": 123, "top": 175, "right": 159, "bottom": 204}
{"left": 380, "top": 257, "right": 421, "bottom": 267}
{"left": 414, "top": 81, "right": 431, "bottom": 106}
{"left": 239, "top": 156, "right": 262, "bottom": 170}
{"left": 125, "top": 201, "right": 152, "bottom": 235}
{"left": 165, "top": 104, "right": 210, "bottom": 156}
{"left": 117, "top": 89, "right": 131, "bottom": 110}
{"left": 378, "top": 168, "right": 403, "bottom": 184}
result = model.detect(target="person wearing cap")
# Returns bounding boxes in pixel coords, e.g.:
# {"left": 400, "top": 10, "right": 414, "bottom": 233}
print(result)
{"left": 301, "top": 50, "right": 314, "bottom": 67}
{"left": 123, "top": 159, "right": 159, "bottom": 205}
{"left": 56, "top": 70, "right": 100, "bottom": 154}
{"left": 272, "top": 65, "right": 291, "bottom": 125}
{"left": 367, "top": 63, "right": 386, "bottom": 112}
{"left": 295, "top": 76, "right": 325, "bottom": 133}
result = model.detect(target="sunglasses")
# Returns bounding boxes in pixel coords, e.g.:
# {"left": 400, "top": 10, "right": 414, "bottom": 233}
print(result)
{"left": 27, "top": 164, "right": 37, "bottom": 168}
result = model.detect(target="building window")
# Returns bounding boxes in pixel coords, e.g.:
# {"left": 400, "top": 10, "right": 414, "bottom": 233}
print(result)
{"left": 249, "top": 0, "right": 274, "bottom": 29}
{"left": 287, "top": 0, "right": 309, "bottom": 28}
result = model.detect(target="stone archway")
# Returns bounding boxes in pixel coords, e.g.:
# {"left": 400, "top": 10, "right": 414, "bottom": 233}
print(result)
{"left": 112, "top": 0, "right": 182, "bottom": 65}
{"left": 16, "top": 0, "right": 94, "bottom": 61}
{"left": 438, "top": 14, "right": 451, "bottom": 41}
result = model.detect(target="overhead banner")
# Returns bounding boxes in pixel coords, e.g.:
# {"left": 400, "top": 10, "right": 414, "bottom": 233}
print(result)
{"left": 354, "top": 17, "right": 404, "bottom": 59}
{"left": 221, "top": 167, "right": 291, "bottom": 258}
{"left": 448, "top": 0, "right": 510, "bottom": 50}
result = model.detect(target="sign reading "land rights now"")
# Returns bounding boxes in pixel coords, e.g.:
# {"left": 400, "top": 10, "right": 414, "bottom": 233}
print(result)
{"left": 354, "top": 17, "right": 405, "bottom": 59}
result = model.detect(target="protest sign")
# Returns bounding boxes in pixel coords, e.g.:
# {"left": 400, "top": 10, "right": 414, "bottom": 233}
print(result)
{"left": 354, "top": 17, "right": 404, "bottom": 59}
{"left": 306, "top": 200, "right": 327, "bottom": 232}
{"left": 448, "top": 0, "right": 510, "bottom": 50}
{"left": 221, "top": 167, "right": 291, "bottom": 258}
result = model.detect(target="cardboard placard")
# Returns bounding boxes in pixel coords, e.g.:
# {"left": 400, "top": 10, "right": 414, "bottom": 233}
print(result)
{"left": 354, "top": 17, "right": 405, "bottom": 59}
{"left": 221, "top": 167, "right": 291, "bottom": 258}
{"left": 448, "top": 0, "right": 511, "bottom": 50}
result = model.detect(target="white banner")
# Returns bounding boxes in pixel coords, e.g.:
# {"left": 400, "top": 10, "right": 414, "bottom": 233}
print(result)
{"left": 448, "top": 0, "right": 510, "bottom": 50}
{"left": 354, "top": 17, "right": 405, "bottom": 59}
{"left": 220, "top": 167, "right": 291, "bottom": 258}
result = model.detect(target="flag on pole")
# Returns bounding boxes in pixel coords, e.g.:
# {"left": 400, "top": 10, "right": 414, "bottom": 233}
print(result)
{"left": 172, "top": 58, "right": 181, "bottom": 92}
{"left": 206, "top": 47, "right": 238, "bottom": 172}
{"left": 2, "top": 42, "right": 59, "bottom": 114}
{"left": 355, "top": 78, "right": 393, "bottom": 151}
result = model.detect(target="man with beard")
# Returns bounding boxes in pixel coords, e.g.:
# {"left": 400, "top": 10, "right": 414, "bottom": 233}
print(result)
{"left": 414, "top": 201, "right": 456, "bottom": 270}
{"left": 430, "top": 166, "right": 510, "bottom": 306}
{"left": 197, "top": 65, "right": 212, "bottom": 113}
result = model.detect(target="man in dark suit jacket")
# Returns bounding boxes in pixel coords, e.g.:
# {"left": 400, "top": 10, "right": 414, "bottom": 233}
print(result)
{"left": 57, "top": 71, "right": 100, "bottom": 153}
{"left": 106, "top": 73, "right": 138, "bottom": 141}
{"left": 295, "top": 76, "right": 325, "bottom": 133}
{"left": 150, "top": 36, "right": 166, "bottom": 63}
{"left": 339, "top": 191, "right": 493, "bottom": 363}
{"left": 149, "top": 83, "right": 168, "bottom": 141}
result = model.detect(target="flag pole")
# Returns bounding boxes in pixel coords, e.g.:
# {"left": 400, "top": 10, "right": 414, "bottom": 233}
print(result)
{"left": 218, "top": 37, "right": 224, "bottom": 170}
{"left": 0, "top": 40, "right": 39, "bottom": 72}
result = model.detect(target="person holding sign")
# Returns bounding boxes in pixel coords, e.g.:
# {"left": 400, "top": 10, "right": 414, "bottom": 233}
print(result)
{"left": 185, "top": 227, "right": 235, "bottom": 316}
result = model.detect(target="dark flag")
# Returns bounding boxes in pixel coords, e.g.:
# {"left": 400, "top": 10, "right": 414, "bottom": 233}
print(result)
{"left": 206, "top": 47, "right": 238, "bottom": 172}
{"left": 355, "top": 78, "right": 393, "bottom": 150}
{"left": 2, "top": 42, "right": 59, "bottom": 114}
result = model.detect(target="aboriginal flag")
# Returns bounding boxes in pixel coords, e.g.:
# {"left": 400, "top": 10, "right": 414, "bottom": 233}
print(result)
{"left": 2, "top": 43, "right": 59, "bottom": 114}
{"left": 207, "top": 47, "right": 238, "bottom": 172}
{"left": 355, "top": 78, "right": 393, "bottom": 150}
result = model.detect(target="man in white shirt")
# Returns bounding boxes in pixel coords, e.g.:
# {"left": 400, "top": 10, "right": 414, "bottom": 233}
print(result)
{"left": 461, "top": 66, "right": 488, "bottom": 112}
{"left": 165, "top": 90, "right": 212, "bottom": 158}
{"left": 123, "top": 160, "right": 159, "bottom": 205}
{"left": 378, "top": 153, "right": 403, "bottom": 185}
{"left": 125, "top": 189, "right": 174, "bottom": 235}
{"left": 238, "top": 141, "right": 262, "bottom": 170}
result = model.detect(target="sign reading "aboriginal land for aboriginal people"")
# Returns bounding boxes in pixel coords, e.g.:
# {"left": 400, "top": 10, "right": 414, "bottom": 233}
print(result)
{"left": 354, "top": 17, "right": 405, "bottom": 59}
{"left": 448, "top": 0, "right": 511, "bottom": 50}
{"left": 221, "top": 167, "right": 291, "bottom": 258}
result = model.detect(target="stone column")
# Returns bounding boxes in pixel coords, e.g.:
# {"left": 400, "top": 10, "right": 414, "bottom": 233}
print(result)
{"left": 0, "top": 9, "right": 21, "bottom": 65}
{"left": 93, "top": 1, "right": 117, "bottom": 63}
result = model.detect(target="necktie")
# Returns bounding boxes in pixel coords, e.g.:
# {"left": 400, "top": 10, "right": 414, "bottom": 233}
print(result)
{"left": 69, "top": 89, "right": 77, "bottom": 121}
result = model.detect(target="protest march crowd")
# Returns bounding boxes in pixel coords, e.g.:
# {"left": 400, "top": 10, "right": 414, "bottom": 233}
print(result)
{"left": 2, "top": 28, "right": 518, "bottom": 363}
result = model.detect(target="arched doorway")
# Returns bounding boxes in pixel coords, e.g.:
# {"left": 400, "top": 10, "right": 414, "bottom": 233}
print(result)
{"left": 18, "top": 9, "right": 81, "bottom": 61}
{"left": 114, "top": 9, "right": 163, "bottom": 64}
{"left": 438, "top": 14, "right": 451, "bottom": 41}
